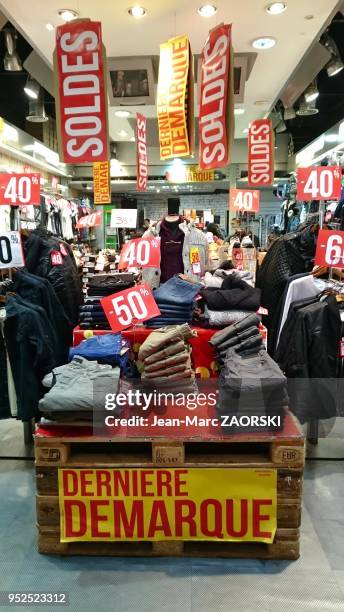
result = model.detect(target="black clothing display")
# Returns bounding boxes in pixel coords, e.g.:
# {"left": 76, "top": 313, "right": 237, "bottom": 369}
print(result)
{"left": 201, "top": 275, "right": 261, "bottom": 312}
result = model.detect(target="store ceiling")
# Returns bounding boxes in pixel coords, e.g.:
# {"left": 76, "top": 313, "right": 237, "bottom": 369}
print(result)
{"left": 0, "top": 0, "right": 341, "bottom": 145}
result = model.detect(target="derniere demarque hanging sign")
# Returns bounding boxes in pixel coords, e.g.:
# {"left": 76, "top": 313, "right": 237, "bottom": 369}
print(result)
{"left": 248, "top": 119, "right": 275, "bottom": 187}
{"left": 199, "top": 23, "right": 234, "bottom": 170}
{"left": 54, "top": 19, "right": 109, "bottom": 164}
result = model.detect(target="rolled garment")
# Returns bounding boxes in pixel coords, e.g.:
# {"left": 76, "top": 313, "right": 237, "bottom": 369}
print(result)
{"left": 201, "top": 285, "right": 261, "bottom": 312}
{"left": 144, "top": 340, "right": 187, "bottom": 365}
{"left": 207, "top": 310, "right": 255, "bottom": 328}
{"left": 138, "top": 324, "right": 196, "bottom": 360}
{"left": 210, "top": 313, "right": 260, "bottom": 347}
{"left": 141, "top": 369, "right": 193, "bottom": 382}
{"left": 143, "top": 358, "right": 191, "bottom": 379}
{"left": 216, "top": 326, "right": 260, "bottom": 352}
{"left": 153, "top": 275, "right": 202, "bottom": 306}
{"left": 235, "top": 335, "right": 264, "bottom": 355}
{"left": 145, "top": 317, "right": 192, "bottom": 327}
{"left": 144, "top": 350, "right": 191, "bottom": 373}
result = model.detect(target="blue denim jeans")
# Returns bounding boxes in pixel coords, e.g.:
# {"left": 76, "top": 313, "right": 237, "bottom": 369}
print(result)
{"left": 153, "top": 275, "right": 202, "bottom": 306}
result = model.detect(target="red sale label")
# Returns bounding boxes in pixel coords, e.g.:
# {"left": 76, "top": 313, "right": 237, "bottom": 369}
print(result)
{"left": 0, "top": 173, "right": 40, "bottom": 206}
{"left": 60, "top": 243, "right": 68, "bottom": 256}
{"left": 136, "top": 113, "right": 148, "bottom": 191}
{"left": 76, "top": 211, "right": 102, "bottom": 229}
{"left": 101, "top": 284, "right": 161, "bottom": 332}
{"left": 229, "top": 188, "right": 260, "bottom": 213}
{"left": 51, "top": 250, "right": 63, "bottom": 266}
{"left": 118, "top": 237, "right": 161, "bottom": 271}
{"left": 248, "top": 119, "right": 274, "bottom": 187}
{"left": 54, "top": 21, "right": 109, "bottom": 163}
{"left": 232, "top": 247, "right": 244, "bottom": 270}
{"left": 297, "top": 166, "right": 342, "bottom": 201}
{"left": 314, "top": 229, "right": 344, "bottom": 267}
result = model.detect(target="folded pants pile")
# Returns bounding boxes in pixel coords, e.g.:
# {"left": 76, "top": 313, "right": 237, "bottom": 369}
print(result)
{"left": 209, "top": 314, "right": 263, "bottom": 360}
{"left": 146, "top": 275, "right": 202, "bottom": 328}
{"left": 79, "top": 301, "right": 110, "bottom": 330}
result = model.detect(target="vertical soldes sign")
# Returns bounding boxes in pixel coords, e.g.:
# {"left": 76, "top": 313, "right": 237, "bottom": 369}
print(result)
{"left": 54, "top": 19, "right": 109, "bottom": 163}
{"left": 136, "top": 113, "right": 148, "bottom": 191}
{"left": 199, "top": 24, "right": 234, "bottom": 170}
{"left": 248, "top": 119, "right": 274, "bottom": 187}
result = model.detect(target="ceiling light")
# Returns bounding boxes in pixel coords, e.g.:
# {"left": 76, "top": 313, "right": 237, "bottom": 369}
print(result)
{"left": 118, "top": 130, "right": 128, "bottom": 137}
{"left": 24, "top": 76, "right": 40, "bottom": 99}
{"left": 254, "top": 100, "right": 269, "bottom": 106}
{"left": 26, "top": 91, "right": 49, "bottom": 123}
{"left": 284, "top": 106, "right": 296, "bottom": 120}
{"left": 296, "top": 99, "right": 319, "bottom": 116}
{"left": 128, "top": 6, "right": 147, "bottom": 18}
{"left": 266, "top": 3, "right": 287, "bottom": 15}
{"left": 46, "top": 23, "right": 55, "bottom": 31}
{"left": 243, "top": 128, "right": 249, "bottom": 134}
{"left": 57, "top": 9, "right": 79, "bottom": 22}
{"left": 234, "top": 108, "right": 245, "bottom": 115}
{"left": 304, "top": 81, "right": 319, "bottom": 103}
{"left": 327, "top": 58, "right": 344, "bottom": 77}
{"left": 130, "top": 136, "right": 135, "bottom": 142}
{"left": 115, "top": 110, "right": 131, "bottom": 118}
{"left": 198, "top": 4, "right": 217, "bottom": 18}
{"left": 3, "top": 30, "right": 22, "bottom": 72}
{"left": 252, "top": 37, "right": 276, "bottom": 50}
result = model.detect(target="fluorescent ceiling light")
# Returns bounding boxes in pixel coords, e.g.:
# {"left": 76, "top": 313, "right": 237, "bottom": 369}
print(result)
{"left": 252, "top": 37, "right": 276, "bottom": 50}
{"left": 234, "top": 108, "right": 245, "bottom": 115}
{"left": 198, "top": 4, "right": 217, "bottom": 17}
{"left": 266, "top": 3, "right": 287, "bottom": 15}
{"left": 118, "top": 130, "right": 128, "bottom": 137}
{"left": 115, "top": 110, "right": 131, "bottom": 118}
{"left": 128, "top": 6, "right": 147, "bottom": 18}
{"left": 24, "top": 77, "right": 40, "bottom": 99}
{"left": 57, "top": 9, "right": 79, "bottom": 22}
{"left": 46, "top": 23, "right": 54, "bottom": 31}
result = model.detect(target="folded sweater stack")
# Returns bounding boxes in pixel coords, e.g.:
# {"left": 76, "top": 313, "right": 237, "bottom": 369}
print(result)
{"left": 201, "top": 273, "right": 261, "bottom": 328}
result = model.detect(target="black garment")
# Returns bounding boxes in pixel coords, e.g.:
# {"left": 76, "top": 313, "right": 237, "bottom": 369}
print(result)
{"left": 159, "top": 218, "right": 185, "bottom": 284}
{"left": 23, "top": 229, "right": 82, "bottom": 325}
{"left": 201, "top": 275, "right": 261, "bottom": 312}
{"left": 0, "top": 319, "right": 10, "bottom": 419}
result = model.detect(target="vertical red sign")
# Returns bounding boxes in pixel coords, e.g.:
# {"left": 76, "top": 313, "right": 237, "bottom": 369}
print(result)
{"left": 136, "top": 113, "right": 148, "bottom": 191}
{"left": 248, "top": 119, "right": 274, "bottom": 187}
{"left": 54, "top": 20, "right": 109, "bottom": 163}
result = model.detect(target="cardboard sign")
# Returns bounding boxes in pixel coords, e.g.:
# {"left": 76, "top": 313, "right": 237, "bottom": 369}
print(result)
{"left": 93, "top": 161, "right": 111, "bottom": 204}
{"left": 136, "top": 113, "right": 148, "bottom": 191}
{"left": 199, "top": 23, "right": 234, "bottom": 170}
{"left": 297, "top": 166, "right": 342, "bottom": 201}
{"left": 118, "top": 237, "right": 161, "bottom": 270}
{"left": 229, "top": 188, "right": 260, "bottom": 213}
{"left": 101, "top": 284, "right": 160, "bottom": 332}
{"left": 314, "top": 229, "right": 344, "bottom": 267}
{"left": 54, "top": 20, "right": 109, "bottom": 163}
{"left": 157, "top": 35, "right": 194, "bottom": 159}
{"left": 248, "top": 119, "right": 274, "bottom": 187}
{"left": 0, "top": 173, "right": 40, "bottom": 206}
{"left": 58, "top": 467, "right": 277, "bottom": 543}
{"left": 76, "top": 211, "right": 102, "bottom": 229}
{"left": 110, "top": 209, "right": 137, "bottom": 229}
{"left": 0, "top": 232, "right": 25, "bottom": 269}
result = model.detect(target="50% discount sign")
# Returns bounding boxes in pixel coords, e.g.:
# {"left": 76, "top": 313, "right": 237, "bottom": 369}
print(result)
{"left": 101, "top": 284, "right": 160, "bottom": 332}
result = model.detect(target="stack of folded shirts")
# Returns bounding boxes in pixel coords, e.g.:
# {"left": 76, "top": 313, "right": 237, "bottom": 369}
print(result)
{"left": 201, "top": 273, "right": 261, "bottom": 328}
{"left": 146, "top": 274, "right": 202, "bottom": 328}
{"left": 209, "top": 313, "right": 263, "bottom": 361}
{"left": 138, "top": 324, "right": 196, "bottom": 384}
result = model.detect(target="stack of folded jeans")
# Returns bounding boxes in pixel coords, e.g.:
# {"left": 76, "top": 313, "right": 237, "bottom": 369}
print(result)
{"left": 146, "top": 275, "right": 202, "bottom": 328}
{"left": 69, "top": 332, "right": 132, "bottom": 373}
{"left": 87, "top": 273, "right": 136, "bottom": 297}
{"left": 209, "top": 313, "right": 263, "bottom": 361}
{"left": 138, "top": 324, "right": 196, "bottom": 384}
{"left": 79, "top": 301, "right": 110, "bottom": 330}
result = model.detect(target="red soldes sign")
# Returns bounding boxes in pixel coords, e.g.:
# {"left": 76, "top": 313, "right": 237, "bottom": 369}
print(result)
{"left": 76, "top": 210, "right": 102, "bottom": 229}
{"left": 229, "top": 188, "right": 260, "bottom": 213}
{"left": 314, "top": 229, "right": 344, "bottom": 268}
{"left": 199, "top": 24, "right": 234, "bottom": 170}
{"left": 54, "top": 20, "right": 109, "bottom": 163}
{"left": 0, "top": 173, "right": 40, "bottom": 206}
{"left": 297, "top": 166, "right": 342, "bottom": 201}
{"left": 118, "top": 237, "right": 161, "bottom": 270}
{"left": 136, "top": 113, "right": 148, "bottom": 191}
{"left": 248, "top": 119, "right": 274, "bottom": 187}
{"left": 101, "top": 284, "right": 161, "bottom": 332}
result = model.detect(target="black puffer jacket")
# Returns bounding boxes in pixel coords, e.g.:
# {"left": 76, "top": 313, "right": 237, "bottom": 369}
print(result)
{"left": 23, "top": 229, "right": 82, "bottom": 325}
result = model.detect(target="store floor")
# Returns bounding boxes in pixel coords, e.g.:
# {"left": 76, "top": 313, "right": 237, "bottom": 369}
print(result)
{"left": 1, "top": 421, "right": 344, "bottom": 611}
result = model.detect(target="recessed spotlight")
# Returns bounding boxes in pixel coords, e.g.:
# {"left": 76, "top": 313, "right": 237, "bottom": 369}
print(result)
{"left": 115, "top": 110, "right": 131, "bottom": 118}
{"left": 243, "top": 128, "right": 249, "bottom": 134}
{"left": 305, "top": 14, "right": 314, "bottom": 20}
{"left": 198, "top": 4, "right": 217, "bottom": 18}
{"left": 156, "top": 188, "right": 161, "bottom": 193}
{"left": 128, "top": 6, "right": 147, "bottom": 18}
{"left": 118, "top": 130, "right": 128, "bottom": 137}
{"left": 46, "top": 23, "right": 54, "bottom": 31}
{"left": 266, "top": 3, "right": 287, "bottom": 15}
{"left": 130, "top": 136, "right": 135, "bottom": 142}
{"left": 252, "top": 37, "right": 276, "bottom": 50}
{"left": 58, "top": 9, "right": 79, "bottom": 22}
{"left": 234, "top": 108, "right": 245, "bottom": 115}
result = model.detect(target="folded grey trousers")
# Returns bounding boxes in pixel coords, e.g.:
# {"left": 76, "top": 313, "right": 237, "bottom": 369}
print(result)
{"left": 144, "top": 350, "right": 191, "bottom": 373}
{"left": 143, "top": 340, "right": 188, "bottom": 365}
{"left": 210, "top": 313, "right": 260, "bottom": 347}
{"left": 138, "top": 324, "right": 196, "bottom": 360}
{"left": 216, "top": 326, "right": 260, "bottom": 352}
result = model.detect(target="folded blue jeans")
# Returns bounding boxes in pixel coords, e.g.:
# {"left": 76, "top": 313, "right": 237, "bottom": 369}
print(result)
{"left": 153, "top": 275, "right": 202, "bottom": 306}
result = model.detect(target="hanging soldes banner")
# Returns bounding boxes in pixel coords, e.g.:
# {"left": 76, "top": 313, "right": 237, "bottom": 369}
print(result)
{"left": 229, "top": 188, "right": 260, "bottom": 213}
{"left": 76, "top": 210, "right": 102, "bottom": 229}
{"left": 54, "top": 19, "right": 109, "bottom": 163}
{"left": 199, "top": 23, "right": 234, "bottom": 170}
{"left": 0, "top": 232, "right": 25, "bottom": 269}
{"left": 297, "top": 166, "right": 342, "bottom": 201}
{"left": 314, "top": 229, "right": 344, "bottom": 267}
{"left": 136, "top": 113, "right": 148, "bottom": 191}
{"left": 0, "top": 173, "right": 40, "bottom": 206}
{"left": 93, "top": 161, "right": 111, "bottom": 204}
{"left": 248, "top": 119, "right": 275, "bottom": 187}
{"left": 157, "top": 35, "right": 194, "bottom": 159}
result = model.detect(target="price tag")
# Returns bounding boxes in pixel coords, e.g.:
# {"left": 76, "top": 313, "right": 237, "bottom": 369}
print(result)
{"left": 257, "top": 306, "right": 269, "bottom": 316}
{"left": 51, "top": 250, "right": 63, "bottom": 266}
{"left": 95, "top": 262, "right": 105, "bottom": 271}
{"left": 229, "top": 188, "right": 260, "bottom": 213}
{"left": 101, "top": 284, "right": 161, "bottom": 332}
{"left": 339, "top": 340, "right": 344, "bottom": 358}
{"left": 232, "top": 247, "right": 244, "bottom": 270}
{"left": 76, "top": 211, "right": 102, "bottom": 229}
{"left": 0, "top": 231, "right": 25, "bottom": 269}
{"left": 314, "top": 229, "right": 344, "bottom": 267}
{"left": 118, "top": 237, "right": 161, "bottom": 270}
{"left": 0, "top": 173, "right": 40, "bottom": 206}
{"left": 297, "top": 166, "right": 342, "bottom": 201}
{"left": 60, "top": 244, "right": 68, "bottom": 257}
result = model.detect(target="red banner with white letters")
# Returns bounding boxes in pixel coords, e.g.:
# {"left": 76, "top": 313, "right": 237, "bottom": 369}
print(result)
{"left": 76, "top": 210, "right": 102, "bottom": 229}
{"left": 0, "top": 173, "right": 40, "bottom": 206}
{"left": 297, "top": 166, "right": 342, "bottom": 201}
{"left": 136, "top": 113, "right": 148, "bottom": 191}
{"left": 54, "top": 20, "right": 109, "bottom": 163}
{"left": 199, "top": 24, "right": 234, "bottom": 170}
{"left": 248, "top": 119, "right": 274, "bottom": 187}
{"left": 315, "top": 229, "right": 344, "bottom": 267}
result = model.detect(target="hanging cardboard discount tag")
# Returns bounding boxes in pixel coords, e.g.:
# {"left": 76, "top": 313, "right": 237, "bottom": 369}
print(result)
{"left": 76, "top": 211, "right": 102, "bottom": 229}
{"left": 314, "top": 229, "right": 344, "bottom": 267}
{"left": 248, "top": 119, "right": 274, "bottom": 187}
{"left": 101, "top": 284, "right": 161, "bottom": 332}
{"left": 297, "top": 166, "right": 342, "bottom": 201}
{"left": 0, "top": 173, "right": 40, "bottom": 206}
{"left": 136, "top": 113, "right": 148, "bottom": 191}
{"left": 118, "top": 237, "right": 161, "bottom": 270}
{"left": 229, "top": 188, "right": 260, "bottom": 213}
{"left": 0, "top": 232, "right": 25, "bottom": 269}
{"left": 199, "top": 23, "right": 234, "bottom": 170}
